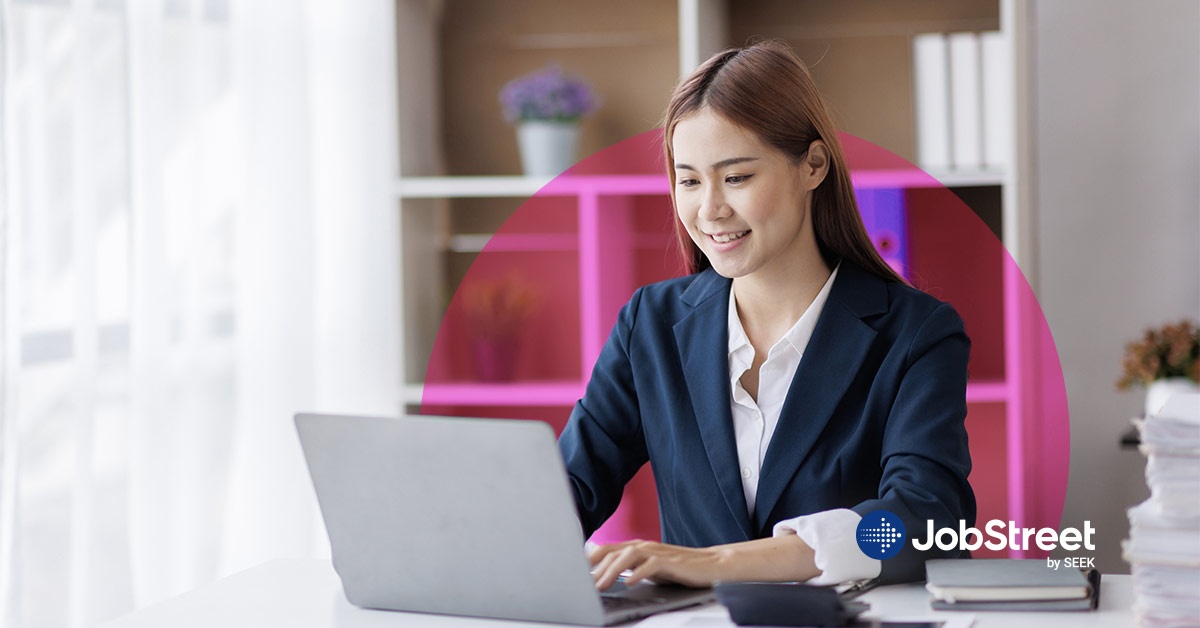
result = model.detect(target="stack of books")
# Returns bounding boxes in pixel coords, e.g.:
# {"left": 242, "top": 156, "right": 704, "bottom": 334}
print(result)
{"left": 925, "top": 559, "right": 1097, "bottom": 611}
{"left": 1124, "top": 392, "right": 1200, "bottom": 627}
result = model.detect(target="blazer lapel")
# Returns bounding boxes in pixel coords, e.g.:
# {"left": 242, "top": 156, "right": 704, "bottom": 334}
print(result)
{"left": 673, "top": 270, "right": 755, "bottom": 541}
{"left": 753, "top": 264, "right": 887, "bottom": 531}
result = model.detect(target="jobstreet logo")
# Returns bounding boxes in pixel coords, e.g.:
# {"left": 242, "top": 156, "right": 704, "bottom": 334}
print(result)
{"left": 911, "top": 520, "right": 1096, "bottom": 552}
{"left": 856, "top": 512, "right": 1097, "bottom": 560}
{"left": 856, "top": 510, "right": 907, "bottom": 560}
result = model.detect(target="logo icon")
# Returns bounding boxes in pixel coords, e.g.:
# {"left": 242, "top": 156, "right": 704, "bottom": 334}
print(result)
{"left": 856, "top": 510, "right": 907, "bottom": 560}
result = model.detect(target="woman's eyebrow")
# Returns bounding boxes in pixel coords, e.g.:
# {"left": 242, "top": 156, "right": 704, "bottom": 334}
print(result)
{"left": 674, "top": 156, "right": 759, "bottom": 171}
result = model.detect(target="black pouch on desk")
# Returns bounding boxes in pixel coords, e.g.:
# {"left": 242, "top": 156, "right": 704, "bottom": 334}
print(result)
{"left": 715, "top": 582, "right": 868, "bottom": 627}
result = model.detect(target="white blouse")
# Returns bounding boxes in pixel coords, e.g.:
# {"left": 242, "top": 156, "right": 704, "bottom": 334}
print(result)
{"left": 726, "top": 264, "right": 881, "bottom": 586}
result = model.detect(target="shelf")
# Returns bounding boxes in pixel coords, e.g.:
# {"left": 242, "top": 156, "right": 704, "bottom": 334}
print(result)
{"left": 852, "top": 168, "right": 1005, "bottom": 189}
{"left": 397, "top": 170, "right": 1003, "bottom": 201}
{"left": 396, "top": 175, "right": 670, "bottom": 199}
{"left": 398, "top": 0, "right": 1029, "bottom": 546}
{"left": 965, "top": 380, "right": 1011, "bottom": 403}
{"left": 927, "top": 168, "right": 1006, "bottom": 187}
{"left": 404, "top": 380, "right": 585, "bottom": 407}
{"left": 447, "top": 232, "right": 673, "bottom": 253}
{"left": 398, "top": 176, "right": 552, "bottom": 198}
{"left": 405, "top": 379, "right": 1010, "bottom": 408}
{"left": 447, "top": 233, "right": 579, "bottom": 253}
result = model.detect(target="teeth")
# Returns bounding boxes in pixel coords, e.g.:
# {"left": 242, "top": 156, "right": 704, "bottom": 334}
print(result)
{"left": 712, "top": 231, "right": 748, "bottom": 244}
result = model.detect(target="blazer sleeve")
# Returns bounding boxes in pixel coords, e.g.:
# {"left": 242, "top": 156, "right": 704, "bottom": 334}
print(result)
{"left": 558, "top": 287, "right": 650, "bottom": 539}
{"left": 851, "top": 301, "right": 976, "bottom": 583}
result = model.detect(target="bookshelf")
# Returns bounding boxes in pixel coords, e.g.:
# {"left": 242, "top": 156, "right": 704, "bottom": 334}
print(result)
{"left": 395, "top": 0, "right": 1055, "bottom": 554}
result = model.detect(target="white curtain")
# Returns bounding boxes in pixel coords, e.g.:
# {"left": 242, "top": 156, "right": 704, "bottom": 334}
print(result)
{"left": 0, "top": 1, "right": 401, "bottom": 626}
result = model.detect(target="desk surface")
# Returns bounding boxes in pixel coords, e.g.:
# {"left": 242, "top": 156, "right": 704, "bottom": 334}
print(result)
{"left": 100, "top": 559, "right": 1135, "bottom": 628}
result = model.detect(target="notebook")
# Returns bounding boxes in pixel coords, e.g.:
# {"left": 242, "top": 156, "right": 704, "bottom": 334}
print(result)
{"left": 295, "top": 412, "right": 715, "bottom": 626}
{"left": 925, "top": 559, "right": 1098, "bottom": 611}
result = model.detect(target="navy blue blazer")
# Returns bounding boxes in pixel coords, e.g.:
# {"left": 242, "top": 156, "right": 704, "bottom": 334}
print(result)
{"left": 558, "top": 260, "right": 976, "bottom": 584}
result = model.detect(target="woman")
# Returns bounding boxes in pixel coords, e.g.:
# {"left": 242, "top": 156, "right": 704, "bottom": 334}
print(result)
{"left": 557, "top": 41, "right": 975, "bottom": 589}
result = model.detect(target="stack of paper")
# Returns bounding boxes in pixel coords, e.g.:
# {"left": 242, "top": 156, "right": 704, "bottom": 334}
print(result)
{"left": 1125, "top": 392, "right": 1200, "bottom": 627}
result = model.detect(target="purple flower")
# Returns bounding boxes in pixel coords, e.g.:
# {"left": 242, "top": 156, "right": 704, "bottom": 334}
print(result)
{"left": 499, "top": 65, "right": 599, "bottom": 123}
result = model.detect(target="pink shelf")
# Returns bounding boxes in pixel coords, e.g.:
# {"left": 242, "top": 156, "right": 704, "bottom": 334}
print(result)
{"left": 965, "top": 380, "right": 1011, "bottom": 403}
{"left": 448, "top": 233, "right": 580, "bottom": 252}
{"left": 397, "top": 170, "right": 1003, "bottom": 200}
{"left": 448, "top": 232, "right": 672, "bottom": 253}
{"left": 419, "top": 380, "right": 585, "bottom": 407}
{"left": 397, "top": 175, "right": 671, "bottom": 199}
{"left": 417, "top": 379, "right": 1009, "bottom": 407}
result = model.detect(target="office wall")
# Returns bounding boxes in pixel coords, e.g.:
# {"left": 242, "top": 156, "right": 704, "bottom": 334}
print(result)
{"left": 1031, "top": 0, "right": 1200, "bottom": 573}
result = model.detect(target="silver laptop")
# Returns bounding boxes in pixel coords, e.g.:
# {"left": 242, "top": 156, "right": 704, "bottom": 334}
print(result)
{"left": 295, "top": 412, "right": 715, "bottom": 625}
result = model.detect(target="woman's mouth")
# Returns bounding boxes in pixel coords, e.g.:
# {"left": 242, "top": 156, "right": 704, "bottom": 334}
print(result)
{"left": 709, "top": 230, "right": 749, "bottom": 244}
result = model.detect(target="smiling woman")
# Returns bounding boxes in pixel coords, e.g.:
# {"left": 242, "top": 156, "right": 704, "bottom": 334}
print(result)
{"left": 557, "top": 41, "right": 976, "bottom": 590}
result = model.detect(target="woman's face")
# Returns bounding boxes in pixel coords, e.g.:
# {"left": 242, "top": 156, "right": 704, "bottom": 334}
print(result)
{"left": 672, "top": 107, "right": 822, "bottom": 283}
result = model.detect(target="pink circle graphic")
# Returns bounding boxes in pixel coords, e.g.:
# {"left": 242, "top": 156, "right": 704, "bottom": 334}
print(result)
{"left": 421, "top": 130, "right": 1070, "bottom": 558}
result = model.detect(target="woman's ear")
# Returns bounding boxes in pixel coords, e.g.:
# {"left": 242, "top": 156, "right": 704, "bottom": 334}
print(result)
{"left": 800, "top": 140, "right": 830, "bottom": 191}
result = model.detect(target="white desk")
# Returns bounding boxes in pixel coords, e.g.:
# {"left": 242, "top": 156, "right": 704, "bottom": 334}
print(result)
{"left": 99, "top": 559, "right": 1135, "bottom": 628}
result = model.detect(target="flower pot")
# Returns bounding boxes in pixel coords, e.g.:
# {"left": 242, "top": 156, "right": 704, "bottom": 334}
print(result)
{"left": 517, "top": 120, "right": 580, "bottom": 176}
{"left": 1145, "top": 377, "right": 1200, "bottom": 416}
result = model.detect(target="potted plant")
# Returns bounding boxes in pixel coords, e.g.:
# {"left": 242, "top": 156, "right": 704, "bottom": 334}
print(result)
{"left": 461, "top": 275, "right": 539, "bottom": 382}
{"left": 1116, "top": 319, "right": 1200, "bottom": 415}
{"left": 499, "top": 65, "right": 599, "bottom": 176}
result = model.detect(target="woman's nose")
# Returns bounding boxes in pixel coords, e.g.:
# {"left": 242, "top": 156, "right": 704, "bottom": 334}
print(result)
{"left": 698, "top": 186, "right": 730, "bottom": 222}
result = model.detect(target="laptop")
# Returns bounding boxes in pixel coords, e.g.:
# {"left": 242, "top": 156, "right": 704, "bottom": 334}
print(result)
{"left": 295, "top": 412, "right": 716, "bottom": 625}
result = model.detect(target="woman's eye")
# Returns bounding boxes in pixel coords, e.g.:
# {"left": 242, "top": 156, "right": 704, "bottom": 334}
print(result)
{"left": 677, "top": 178, "right": 699, "bottom": 188}
{"left": 725, "top": 174, "right": 750, "bottom": 185}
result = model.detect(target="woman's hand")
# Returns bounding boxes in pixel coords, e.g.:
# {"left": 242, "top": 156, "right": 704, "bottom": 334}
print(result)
{"left": 588, "top": 540, "right": 723, "bottom": 590}
{"left": 587, "top": 535, "right": 821, "bottom": 591}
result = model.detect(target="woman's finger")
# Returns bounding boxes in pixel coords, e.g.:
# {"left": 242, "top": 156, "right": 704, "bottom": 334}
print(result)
{"left": 597, "top": 545, "right": 642, "bottom": 591}
{"left": 595, "top": 546, "right": 635, "bottom": 590}
{"left": 622, "top": 555, "right": 660, "bottom": 587}
{"left": 587, "top": 543, "right": 614, "bottom": 566}
{"left": 591, "top": 549, "right": 619, "bottom": 583}
{"left": 593, "top": 545, "right": 637, "bottom": 589}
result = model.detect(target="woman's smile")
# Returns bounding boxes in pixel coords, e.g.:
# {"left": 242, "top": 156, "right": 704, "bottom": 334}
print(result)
{"left": 709, "top": 230, "right": 750, "bottom": 244}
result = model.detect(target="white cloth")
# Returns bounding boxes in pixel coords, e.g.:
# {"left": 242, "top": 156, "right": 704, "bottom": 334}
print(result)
{"left": 772, "top": 509, "right": 881, "bottom": 586}
{"left": 726, "top": 264, "right": 880, "bottom": 585}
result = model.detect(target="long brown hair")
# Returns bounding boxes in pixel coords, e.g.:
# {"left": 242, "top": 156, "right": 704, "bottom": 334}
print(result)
{"left": 663, "top": 41, "right": 905, "bottom": 284}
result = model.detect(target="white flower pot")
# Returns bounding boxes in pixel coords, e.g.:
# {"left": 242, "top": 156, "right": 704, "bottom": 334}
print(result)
{"left": 1145, "top": 377, "right": 1200, "bottom": 416}
{"left": 517, "top": 120, "right": 580, "bottom": 176}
